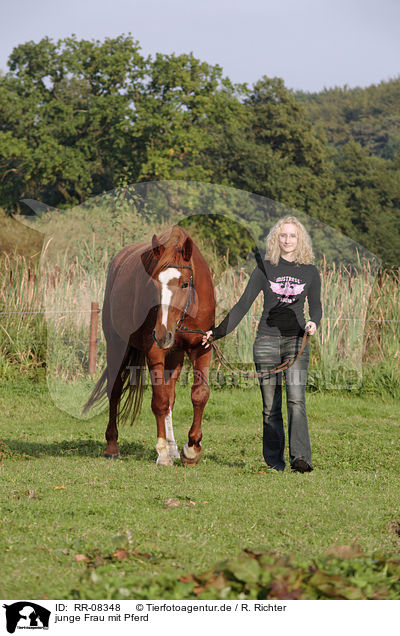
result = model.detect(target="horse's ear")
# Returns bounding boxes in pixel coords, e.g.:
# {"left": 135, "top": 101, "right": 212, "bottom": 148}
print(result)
{"left": 152, "top": 234, "right": 165, "bottom": 259}
{"left": 182, "top": 237, "right": 193, "bottom": 262}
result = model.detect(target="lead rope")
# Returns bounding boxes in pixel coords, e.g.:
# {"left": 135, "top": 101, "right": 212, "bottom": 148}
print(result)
{"left": 176, "top": 324, "right": 311, "bottom": 380}
{"left": 210, "top": 331, "right": 311, "bottom": 379}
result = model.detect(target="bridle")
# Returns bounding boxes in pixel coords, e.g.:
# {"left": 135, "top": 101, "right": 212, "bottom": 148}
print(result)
{"left": 158, "top": 263, "right": 311, "bottom": 379}
{"left": 158, "top": 263, "right": 196, "bottom": 333}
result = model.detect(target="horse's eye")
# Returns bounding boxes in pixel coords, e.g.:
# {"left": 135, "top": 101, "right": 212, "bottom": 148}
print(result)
{"left": 182, "top": 282, "right": 189, "bottom": 289}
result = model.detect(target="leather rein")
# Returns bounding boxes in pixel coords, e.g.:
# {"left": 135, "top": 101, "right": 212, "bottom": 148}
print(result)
{"left": 163, "top": 263, "right": 311, "bottom": 379}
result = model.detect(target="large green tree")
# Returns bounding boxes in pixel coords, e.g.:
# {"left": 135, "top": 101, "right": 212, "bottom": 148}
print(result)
{"left": 0, "top": 35, "right": 147, "bottom": 208}
{"left": 296, "top": 78, "right": 400, "bottom": 160}
{"left": 331, "top": 140, "right": 400, "bottom": 265}
{"left": 1, "top": 35, "right": 398, "bottom": 266}
{"left": 132, "top": 52, "right": 245, "bottom": 183}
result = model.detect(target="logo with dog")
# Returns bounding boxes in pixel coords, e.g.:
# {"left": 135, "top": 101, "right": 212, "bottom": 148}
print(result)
{"left": 3, "top": 603, "right": 51, "bottom": 633}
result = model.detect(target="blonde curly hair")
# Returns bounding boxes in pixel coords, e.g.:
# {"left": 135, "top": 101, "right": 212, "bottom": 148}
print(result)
{"left": 265, "top": 215, "right": 314, "bottom": 265}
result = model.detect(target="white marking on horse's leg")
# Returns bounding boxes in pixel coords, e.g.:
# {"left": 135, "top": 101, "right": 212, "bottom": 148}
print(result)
{"left": 182, "top": 441, "right": 201, "bottom": 460}
{"left": 158, "top": 268, "right": 181, "bottom": 328}
{"left": 165, "top": 408, "right": 180, "bottom": 459}
{"left": 156, "top": 436, "right": 173, "bottom": 466}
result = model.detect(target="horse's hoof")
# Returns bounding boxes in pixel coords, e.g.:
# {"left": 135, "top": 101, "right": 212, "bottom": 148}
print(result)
{"left": 168, "top": 444, "right": 180, "bottom": 460}
{"left": 181, "top": 454, "right": 202, "bottom": 466}
{"left": 156, "top": 437, "right": 174, "bottom": 466}
{"left": 180, "top": 443, "right": 202, "bottom": 466}
{"left": 156, "top": 455, "right": 174, "bottom": 467}
{"left": 104, "top": 452, "right": 121, "bottom": 460}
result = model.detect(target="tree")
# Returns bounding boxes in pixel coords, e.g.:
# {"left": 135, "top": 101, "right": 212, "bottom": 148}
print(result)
{"left": 131, "top": 52, "right": 247, "bottom": 184}
{"left": 331, "top": 140, "right": 400, "bottom": 266}
{"left": 0, "top": 35, "right": 147, "bottom": 209}
{"left": 297, "top": 77, "right": 400, "bottom": 160}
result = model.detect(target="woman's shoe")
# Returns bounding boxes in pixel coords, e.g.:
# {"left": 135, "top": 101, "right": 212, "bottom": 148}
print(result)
{"left": 291, "top": 457, "right": 313, "bottom": 473}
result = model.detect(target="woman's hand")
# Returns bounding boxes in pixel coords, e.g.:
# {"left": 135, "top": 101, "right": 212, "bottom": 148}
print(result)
{"left": 201, "top": 330, "right": 213, "bottom": 349}
{"left": 305, "top": 321, "right": 317, "bottom": 336}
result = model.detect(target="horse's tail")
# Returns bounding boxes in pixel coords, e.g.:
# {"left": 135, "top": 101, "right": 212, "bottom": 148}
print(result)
{"left": 83, "top": 367, "right": 108, "bottom": 414}
{"left": 82, "top": 346, "right": 146, "bottom": 426}
{"left": 118, "top": 346, "right": 147, "bottom": 426}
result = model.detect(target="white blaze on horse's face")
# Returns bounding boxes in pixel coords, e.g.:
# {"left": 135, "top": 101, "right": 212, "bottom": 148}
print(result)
{"left": 158, "top": 267, "right": 181, "bottom": 328}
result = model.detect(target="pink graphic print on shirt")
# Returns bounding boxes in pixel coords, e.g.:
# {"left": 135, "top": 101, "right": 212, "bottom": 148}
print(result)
{"left": 270, "top": 276, "right": 305, "bottom": 303}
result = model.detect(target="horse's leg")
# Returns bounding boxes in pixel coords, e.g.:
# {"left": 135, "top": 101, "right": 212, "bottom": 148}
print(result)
{"left": 147, "top": 349, "right": 172, "bottom": 466}
{"left": 164, "top": 349, "right": 185, "bottom": 460}
{"left": 104, "top": 332, "right": 127, "bottom": 459}
{"left": 181, "top": 348, "right": 212, "bottom": 465}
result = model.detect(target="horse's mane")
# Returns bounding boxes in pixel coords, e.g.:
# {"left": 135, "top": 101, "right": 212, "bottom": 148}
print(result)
{"left": 141, "top": 225, "right": 192, "bottom": 276}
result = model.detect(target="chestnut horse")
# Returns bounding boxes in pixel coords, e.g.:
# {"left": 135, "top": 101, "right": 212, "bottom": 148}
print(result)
{"left": 84, "top": 226, "right": 215, "bottom": 466}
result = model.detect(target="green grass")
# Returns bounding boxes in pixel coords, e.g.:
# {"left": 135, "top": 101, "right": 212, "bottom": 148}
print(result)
{"left": 0, "top": 379, "right": 399, "bottom": 599}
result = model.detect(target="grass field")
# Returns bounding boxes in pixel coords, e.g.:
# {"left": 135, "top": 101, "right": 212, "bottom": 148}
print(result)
{"left": 1, "top": 379, "right": 399, "bottom": 599}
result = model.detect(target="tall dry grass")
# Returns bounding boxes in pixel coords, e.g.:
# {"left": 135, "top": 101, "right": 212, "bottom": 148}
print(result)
{"left": 1, "top": 245, "right": 399, "bottom": 394}
{"left": 365, "top": 268, "right": 400, "bottom": 361}
{"left": 213, "top": 259, "right": 400, "bottom": 392}
{"left": 0, "top": 252, "right": 45, "bottom": 374}
{"left": 0, "top": 249, "right": 106, "bottom": 380}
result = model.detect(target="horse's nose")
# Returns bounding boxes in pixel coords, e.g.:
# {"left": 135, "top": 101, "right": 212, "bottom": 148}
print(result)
{"left": 165, "top": 331, "right": 174, "bottom": 347}
{"left": 153, "top": 329, "right": 174, "bottom": 349}
{"left": 160, "top": 330, "right": 174, "bottom": 349}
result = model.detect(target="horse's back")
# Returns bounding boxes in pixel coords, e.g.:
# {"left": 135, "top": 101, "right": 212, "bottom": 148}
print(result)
{"left": 103, "top": 239, "right": 154, "bottom": 342}
{"left": 107, "top": 239, "right": 151, "bottom": 282}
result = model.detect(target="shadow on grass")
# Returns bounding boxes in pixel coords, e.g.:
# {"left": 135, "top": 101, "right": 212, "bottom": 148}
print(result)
{"left": 2, "top": 438, "right": 156, "bottom": 462}
{"left": 203, "top": 451, "right": 252, "bottom": 469}
{"left": 3, "top": 439, "right": 262, "bottom": 469}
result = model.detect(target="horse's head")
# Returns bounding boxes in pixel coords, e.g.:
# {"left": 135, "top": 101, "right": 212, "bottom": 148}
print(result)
{"left": 151, "top": 231, "right": 194, "bottom": 350}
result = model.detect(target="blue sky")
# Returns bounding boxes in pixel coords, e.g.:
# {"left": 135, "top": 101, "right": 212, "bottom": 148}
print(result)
{"left": 1, "top": 0, "right": 400, "bottom": 92}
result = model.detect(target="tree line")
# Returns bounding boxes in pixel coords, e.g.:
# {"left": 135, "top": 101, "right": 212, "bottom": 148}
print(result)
{"left": 0, "top": 35, "right": 399, "bottom": 266}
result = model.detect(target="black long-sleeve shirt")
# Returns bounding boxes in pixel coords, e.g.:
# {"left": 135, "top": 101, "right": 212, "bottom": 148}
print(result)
{"left": 212, "top": 257, "right": 322, "bottom": 340}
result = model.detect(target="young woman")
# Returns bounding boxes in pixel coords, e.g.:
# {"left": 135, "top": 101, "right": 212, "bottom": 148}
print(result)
{"left": 202, "top": 216, "right": 322, "bottom": 472}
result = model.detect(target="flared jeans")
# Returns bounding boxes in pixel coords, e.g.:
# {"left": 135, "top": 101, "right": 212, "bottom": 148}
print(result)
{"left": 253, "top": 334, "right": 312, "bottom": 471}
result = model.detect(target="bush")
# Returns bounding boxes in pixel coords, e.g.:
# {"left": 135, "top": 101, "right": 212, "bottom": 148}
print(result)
{"left": 69, "top": 547, "right": 400, "bottom": 600}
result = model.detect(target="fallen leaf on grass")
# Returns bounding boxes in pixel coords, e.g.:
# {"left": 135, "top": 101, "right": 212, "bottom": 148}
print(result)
{"left": 28, "top": 490, "right": 41, "bottom": 499}
{"left": 324, "top": 544, "right": 365, "bottom": 559}
{"left": 74, "top": 548, "right": 153, "bottom": 568}
{"left": 54, "top": 485, "right": 66, "bottom": 490}
{"left": 268, "top": 579, "right": 303, "bottom": 600}
{"left": 112, "top": 549, "right": 130, "bottom": 561}
{"left": 165, "top": 497, "right": 196, "bottom": 508}
{"left": 11, "top": 489, "right": 41, "bottom": 499}
{"left": 165, "top": 498, "right": 180, "bottom": 508}
{"left": 179, "top": 574, "right": 195, "bottom": 584}
{"left": 132, "top": 550, "right": 152, "bottom": 560}
{"left": 389, "top": 520, "right": 400, "bottom": 537}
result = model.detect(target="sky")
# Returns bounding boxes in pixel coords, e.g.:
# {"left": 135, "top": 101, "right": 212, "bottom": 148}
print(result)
{"left": 1, "top": 0, "right": 400, "bottom": 93}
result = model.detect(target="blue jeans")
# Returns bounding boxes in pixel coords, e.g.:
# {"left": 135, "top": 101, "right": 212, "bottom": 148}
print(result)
{"left": 253, "top": 334, "right": 312, "bottom": 471}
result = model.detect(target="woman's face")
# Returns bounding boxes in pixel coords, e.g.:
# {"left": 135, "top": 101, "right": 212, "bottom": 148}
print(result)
{"left": 278, "top": 223, "right": 298, "bottom": 259}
